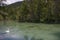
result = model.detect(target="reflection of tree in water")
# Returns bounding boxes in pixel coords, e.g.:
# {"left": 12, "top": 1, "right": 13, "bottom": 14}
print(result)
{"left": 53, "top": 32, "right": 60, "bottom": 40}
{"left": 24, "top": 35, "right": 43, "bottom": 40}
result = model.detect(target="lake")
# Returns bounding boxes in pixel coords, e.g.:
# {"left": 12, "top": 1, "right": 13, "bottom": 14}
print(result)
{"left": 0, "top": 21, "right": 60, "bottom": 40}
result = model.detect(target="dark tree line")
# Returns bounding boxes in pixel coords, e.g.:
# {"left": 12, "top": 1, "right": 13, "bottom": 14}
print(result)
{"left": 0, "top": 0, "right": 60, "bottom": 23}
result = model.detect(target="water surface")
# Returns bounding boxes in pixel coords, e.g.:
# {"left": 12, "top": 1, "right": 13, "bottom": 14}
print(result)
{"left": 0, "top": 21, "right": 60, "bottom": 40}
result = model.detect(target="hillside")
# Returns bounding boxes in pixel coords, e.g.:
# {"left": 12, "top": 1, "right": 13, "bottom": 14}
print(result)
{"left": 6, "top": 1, "right": 23, "bottom": 8}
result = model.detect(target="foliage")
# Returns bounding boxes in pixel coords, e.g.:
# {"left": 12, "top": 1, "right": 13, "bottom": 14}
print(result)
{"left": 0, "top": 0, "right": 60, "bottom": 23}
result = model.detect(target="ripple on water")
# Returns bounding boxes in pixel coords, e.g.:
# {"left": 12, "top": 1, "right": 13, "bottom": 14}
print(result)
{"left": 0, "top": 21, "right": 60, "bottom": 40}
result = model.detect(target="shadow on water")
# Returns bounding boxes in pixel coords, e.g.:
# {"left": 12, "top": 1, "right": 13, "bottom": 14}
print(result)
{"left": 53, "top": 32, "right": 60, "bottom": 40}
{"left": 24, "top": 35, "right": 43, "bottom": 40}
{"left": 0, "top": 34, "right": 43, "bottom": 40}
{"left": 24, "top": 36, "right": 43, "bottom": 40}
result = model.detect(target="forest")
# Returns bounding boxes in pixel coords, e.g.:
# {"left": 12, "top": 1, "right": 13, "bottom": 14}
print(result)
{"left": 0, "top": 0, "right": 60, "bottom": 23}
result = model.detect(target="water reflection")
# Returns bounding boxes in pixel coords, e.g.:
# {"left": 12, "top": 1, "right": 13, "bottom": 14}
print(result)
{"left": 53, "top": 32, "right": 60, "bottom": 40}
{"left": 0, "top": 31, "right": 58, "bottom": 40}
{"left": 0, "top": 21, "right": 60, "bottom": 40}
{"left": 0, "top": 33, "right": 43, "bottom": 40}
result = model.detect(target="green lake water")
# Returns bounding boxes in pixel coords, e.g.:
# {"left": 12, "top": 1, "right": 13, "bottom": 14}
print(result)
{"left": 0, "top": 21, "right": 60, "bottom": 40}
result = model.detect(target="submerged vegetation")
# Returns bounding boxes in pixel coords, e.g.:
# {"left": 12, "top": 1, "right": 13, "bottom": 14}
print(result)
{"left": 0, "top": 21, "right": 60, "bottom": 40}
